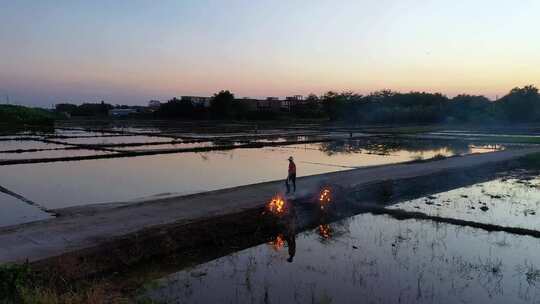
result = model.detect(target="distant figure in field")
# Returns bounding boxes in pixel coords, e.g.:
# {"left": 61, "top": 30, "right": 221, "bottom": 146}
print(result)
{"left": 286, "top": 156, "right": 296, "bottom": 194}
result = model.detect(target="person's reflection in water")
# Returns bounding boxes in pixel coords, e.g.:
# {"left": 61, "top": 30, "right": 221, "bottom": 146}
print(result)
{"left": 284, "top": 212, "right": 297, "bottom": 263}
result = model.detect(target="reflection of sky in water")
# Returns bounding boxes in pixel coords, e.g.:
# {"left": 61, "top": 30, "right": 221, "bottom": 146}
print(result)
{"left": 0, "top": 149, "right": 114, "bottom": 160}
{"left": 0, "top": 140, "right": 68, "bottom": 151}
{"left": 144, "top": 213, "right": 540, "bottom": 304}
{"left": 0, "top": 143, "right": 500, "bottom": 209}
{"left": 0, "top": 192, "right": 51, "bottom": 227}
{"left": 389, "top": 174, "right": 540, "bottom": 231}
{"left": 110, "top": 142, "right": 214, "bottom": 152}
{"left": 58, "top": 135, "right": 175, "bottom": 145}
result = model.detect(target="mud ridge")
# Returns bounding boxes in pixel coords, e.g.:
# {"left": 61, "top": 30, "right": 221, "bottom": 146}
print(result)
{"left": 0, "top": 185, "right": 55, "bottom": 215}
{"left": 366, "top": 206, "right": 540, "bottom": 238}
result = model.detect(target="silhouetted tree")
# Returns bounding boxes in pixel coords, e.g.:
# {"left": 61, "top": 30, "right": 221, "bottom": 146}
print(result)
{"left": 210, "top": 90, "right": 235, "bottom": 118}
{"left": 449, "top": 94, "right": 492, "bottom": 122}
{"left": 321, "top": 91, "right": 362, "bottom": 121}
{"left": 292, "top": 94, "right": 323, "bottom": 118}
{"left": 498, "top": 85, "right": 540, "bottom": 122}
{"left": 156, "top": 97, "right": 195, "bottom": 118}
{"left": 55, "top": 103, "right": 78, "bottom": 115}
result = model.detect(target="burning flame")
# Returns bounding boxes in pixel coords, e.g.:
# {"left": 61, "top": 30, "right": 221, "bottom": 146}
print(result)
{"left": 269, "top": 234, "right": 285, "bottom": 251}
{"left": 267, "top": 195, "right": 286, "bottom": 215}
{"left": 319, "top": 188, "right": 332, "bottom": 210}
{"left": 318, "top": 224, "right": 332, "bottom": 239}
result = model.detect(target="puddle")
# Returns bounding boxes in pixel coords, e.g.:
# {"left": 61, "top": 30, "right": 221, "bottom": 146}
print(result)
{"left": 0, "top": 141, "right": 501, "bottom": 209}
{"left": 142, "top": 213, "right": 540, "bottom": 304}
{"left": 388, "top": 172, "right": 540, "bottom": 231}
{"left": 0, "top": 192, "right": 52, "bottom": 227}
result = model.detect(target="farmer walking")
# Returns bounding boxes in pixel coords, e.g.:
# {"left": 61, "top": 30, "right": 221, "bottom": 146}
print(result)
{"left": 286, "top": 156, "right": 296, "bottom": 194}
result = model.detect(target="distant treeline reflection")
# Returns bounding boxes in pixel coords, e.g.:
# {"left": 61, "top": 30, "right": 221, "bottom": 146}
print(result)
{"left": 318, "top": 139, "right": 474, "bottom": 156}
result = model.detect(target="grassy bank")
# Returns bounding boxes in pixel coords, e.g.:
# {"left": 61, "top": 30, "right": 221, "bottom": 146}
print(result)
{"left": 0, "top": 263, "right": 113, "bottom": 304}
{"left": 0, "top": 105, "right": 57, "bottom": 127}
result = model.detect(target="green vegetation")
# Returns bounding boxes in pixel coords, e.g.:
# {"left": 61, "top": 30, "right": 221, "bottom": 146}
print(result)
{"left": 318, "top": 85, "right": 540, "bottom": 124}
{"left": 54, "top": 85, "right": 540, "bottom": 124}
{"left": 55, "top": 101, "right": 112, "bottom": 117}
{"left": 150, "top": 85, "right": 540, "bottom": 124}
{"left": 0, "top": 263, "right": 34, "bottom": 302}
{"left": 0, "top": 263, "right": 110, "bottom": 304}
{"left": 0, "top": 105, "right": 57, "bottom": 126}
{"left": 473, "top": 136, "right": 540, "bottom": 144}
{"left": 519, "top": 152, "right": 540, "bottom": 169}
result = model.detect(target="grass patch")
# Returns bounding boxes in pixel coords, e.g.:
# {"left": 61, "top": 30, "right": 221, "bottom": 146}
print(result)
{"left": 519, "top": 152, "right": 540, "bottom": 169}
{"left": 0, "top": 105, "right": 58, "bottom": 127}
{"left": 468, "top": 135, "right": 540, "bottom": 144}
{"left": 364, "top": 125, "right": 443, "bottom": 134}
{"left": 0, "top": 263, "right": 111, "bottom": 304}
{"left": 431, "top": 153, "right": 447, "bottom": 160}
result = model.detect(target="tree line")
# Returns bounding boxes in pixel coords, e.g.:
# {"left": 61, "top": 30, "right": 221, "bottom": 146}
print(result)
{"left": 316, "top": 85, "right": 540, "bottom": 124}
{"left": 55, "top": 85, "right": 540, "bottom": 124}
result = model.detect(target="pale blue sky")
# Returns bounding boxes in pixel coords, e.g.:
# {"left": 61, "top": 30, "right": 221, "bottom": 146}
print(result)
{"left": 1, "top": 0, "right": 539, "bottom": 106}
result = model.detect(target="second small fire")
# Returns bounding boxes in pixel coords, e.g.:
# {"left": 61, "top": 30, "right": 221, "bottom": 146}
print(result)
{"left": 319, "top": 188, "right": 332, "bottom": 210}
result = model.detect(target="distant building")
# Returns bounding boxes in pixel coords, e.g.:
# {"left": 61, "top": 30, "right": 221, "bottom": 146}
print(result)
{"left": 181, "top": 96, "right": 211, "bottom": 108}
{"left": 108, "top": 108, "right": 137, "bottom": 117}
{"left": 282, "top": 95, "right": 304, "bottom": 111}
{"left": 237, "top": 98, "right": 258, "bottom": 111}
{"left": 236, "top": 98, "right": 281, "bottom": 112}
{"left": 257, "top": 99, "right": 281, "bottom": 112}
{"left": 148, "top": 100, "right": 161, "bottom": 109}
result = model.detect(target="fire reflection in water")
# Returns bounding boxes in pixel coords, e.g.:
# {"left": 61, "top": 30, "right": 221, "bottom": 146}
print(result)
{"left": 318, "top": 224, "right": 332, "bottom": 240}
{"left": 267, "top": 208, "right": 297, "bottom": 262}
{"left": 269, "top": 234, "right": 285, "bottom": 251}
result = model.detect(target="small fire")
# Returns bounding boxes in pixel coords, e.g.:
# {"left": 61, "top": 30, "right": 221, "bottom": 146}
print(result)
{"left": 318, "top": 224, "right": 332, "bottom": 239}
{"left": 267, "top": 195, "right": 286, "bottom": 215}
{"left": 319, "top": 188, "right": 332, "bottom": 210}
{"left": 269, "top": 234, "right": 285, "bottom": 251}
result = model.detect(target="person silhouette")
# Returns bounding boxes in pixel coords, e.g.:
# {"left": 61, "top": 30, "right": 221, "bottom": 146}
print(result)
{"left": 286, "top": 156, "right": 296, "bottom": 194}
{"left": 284, "top": 211, "right": 297, "bottom": 263}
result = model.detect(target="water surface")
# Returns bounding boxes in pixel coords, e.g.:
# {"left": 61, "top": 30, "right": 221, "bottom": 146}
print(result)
{"left": 0, "top": 140, "right": 504, "bottom": 209}
{"left": 389, "top": 172, "right": 540, "bottom": 231}
{"left": 0, "top": 142, "right": 500, "bottom": 209}
{"left": 0, "top": 192, "right": 51, "bottom": 227}
{"left": 143, "top": 213, "right": 540, "bottom": 304}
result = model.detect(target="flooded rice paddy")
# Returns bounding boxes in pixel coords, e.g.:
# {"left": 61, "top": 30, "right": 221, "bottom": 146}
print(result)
{"left": 142, "top": 211, "right": 540, "bottom": 304}
{"left": 3, "top": 123, "right": 540, "bottom": 303}
{"left": 0, "top": 134, "right": 502, "bottom": 213}
{"left": 0, "top": 149, "right": 114, "bottom": 160}
{"left": 389, "top": 171, "right": 540, "bottom": 231}
{"left": 58, "top": 135, "right": 176, "bottom": 145}
{"left": 0, "top": 140, "right": 69, "bottom": 151}
{"left": 0, "top": 192, "right": 51, "bottom": 227}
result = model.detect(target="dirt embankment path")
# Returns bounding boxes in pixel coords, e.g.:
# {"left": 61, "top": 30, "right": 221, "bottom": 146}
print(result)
{"left": 1, "top": 147, "right": 540, "bottom": 265}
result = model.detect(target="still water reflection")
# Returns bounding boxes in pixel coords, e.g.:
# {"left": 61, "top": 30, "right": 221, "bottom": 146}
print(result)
{"left": 144, "top": 213, "right": 540, "bottom": 304}
{"left": 0, "top": 141, "right": 501, "bottom": 209}
{"left": 389, "top": 171, "right": 540, "bottom": 231}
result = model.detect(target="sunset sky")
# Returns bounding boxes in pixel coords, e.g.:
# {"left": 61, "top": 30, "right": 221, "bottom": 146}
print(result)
{"left": 1, "top": 0, "right": 539, "bottom": 107}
